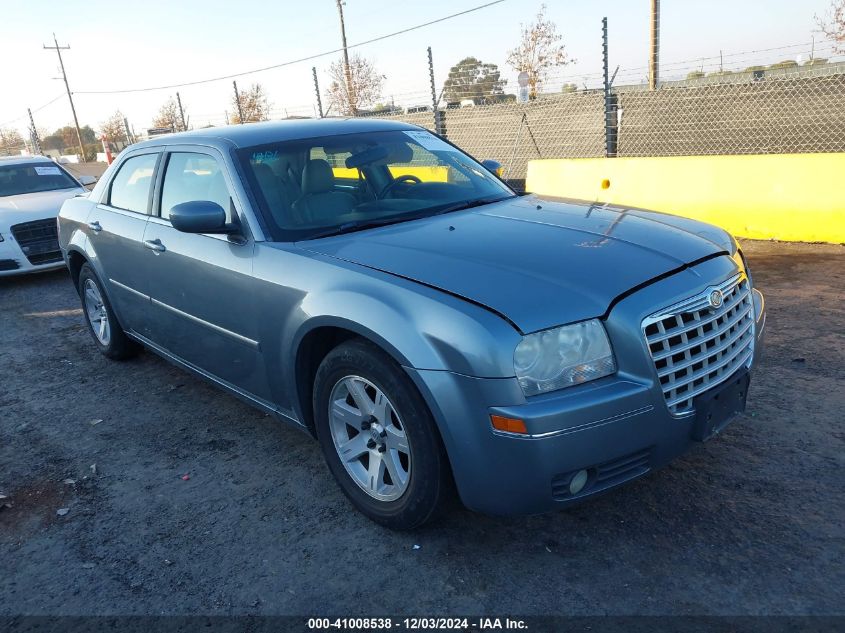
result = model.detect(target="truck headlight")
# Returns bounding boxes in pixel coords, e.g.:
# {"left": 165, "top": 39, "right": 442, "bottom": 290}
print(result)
{"left": 514, "top": 319, "right": 616, "bottom": 396}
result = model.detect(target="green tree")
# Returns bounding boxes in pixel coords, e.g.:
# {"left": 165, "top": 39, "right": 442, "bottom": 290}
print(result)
{"left": 443, "top": 57, "right": 507, "bottom": 104}
{"left": 42, "top": 125, "right": 96, "bottom": 154}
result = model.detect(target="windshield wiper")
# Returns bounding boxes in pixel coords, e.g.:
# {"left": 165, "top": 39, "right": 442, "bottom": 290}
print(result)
{"left": 433, "top": 195, "right": 515, "bottom": 217}
{"left": 303, "top": 215, "right": 418, "bottom": 240}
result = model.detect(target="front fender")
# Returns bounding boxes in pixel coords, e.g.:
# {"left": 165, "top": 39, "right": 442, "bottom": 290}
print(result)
{"left": 251, "top": 244, "right": 521, "bottom": 421}
{"left": 288, "top": 266, "right": 521, "bottom": 377}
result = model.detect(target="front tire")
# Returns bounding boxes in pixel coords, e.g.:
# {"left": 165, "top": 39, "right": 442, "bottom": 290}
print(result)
{"left": 313, "top": 339, "right": 451, "bottom": 530}
{"left": 78, "top": 263, "right": 139, "bottom": 360}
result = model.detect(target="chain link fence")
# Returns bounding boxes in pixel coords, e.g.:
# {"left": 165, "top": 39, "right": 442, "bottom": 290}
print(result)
{"left": 364, "top": 58, "right": 845, "bottom": 189}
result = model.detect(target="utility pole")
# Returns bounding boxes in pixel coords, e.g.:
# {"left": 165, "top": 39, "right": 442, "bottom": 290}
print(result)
{"left": 649, "top": 0, "right": 660, "bottom": 90}
{"left": 233, "top": 81, "right": 245, "bottom": 124}
{"left": 176, "top": 92, "right": 186, "bottom": 131}
{"left": 27, "top": 108, "right": 42, "bottom": 155}
{"left": 44, "top": 33, "right": 86, "bottom": 161}
{"left": 335, "top": 0, "right": 356, "bottom": 114}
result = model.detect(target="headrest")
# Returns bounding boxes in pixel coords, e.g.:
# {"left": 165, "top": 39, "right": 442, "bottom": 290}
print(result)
{"left": 301, "top": 159, "right": 334, "bottom": 194}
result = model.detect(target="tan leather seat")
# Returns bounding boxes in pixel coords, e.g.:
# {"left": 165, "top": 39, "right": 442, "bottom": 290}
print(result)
{"left": 292, "top": 159, "right": 355, "bottom": 224}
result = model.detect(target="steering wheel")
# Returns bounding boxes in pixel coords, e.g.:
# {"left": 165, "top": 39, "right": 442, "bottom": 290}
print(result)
{"left": 378, "top": 174, "right": 422, "bottom": 199}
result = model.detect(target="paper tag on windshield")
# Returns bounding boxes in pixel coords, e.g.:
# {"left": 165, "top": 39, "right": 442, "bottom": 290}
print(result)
{"left": 34, "top": 166, "right": 61, "bottom": 176}
{"left": 404, "top": 130, "right": 456, "bottom": 153}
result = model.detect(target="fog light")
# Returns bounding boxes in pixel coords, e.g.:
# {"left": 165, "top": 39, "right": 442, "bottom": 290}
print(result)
{"left": 569, "top": 469, "right": 589, "bottom": 495}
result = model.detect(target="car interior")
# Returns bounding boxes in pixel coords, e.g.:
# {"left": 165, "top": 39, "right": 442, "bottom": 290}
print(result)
{"left": 242, "top": 135, "right": 496, "bottom": 237}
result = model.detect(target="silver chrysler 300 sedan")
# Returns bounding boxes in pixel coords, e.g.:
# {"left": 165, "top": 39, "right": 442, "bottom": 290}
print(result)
{"left": 58, "top": 119, "right": 765, "bottom": 529}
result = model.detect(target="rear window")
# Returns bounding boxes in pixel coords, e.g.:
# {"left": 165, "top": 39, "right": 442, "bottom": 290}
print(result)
{"left": 108, "top": 154, "right": 158, "bottom": 214}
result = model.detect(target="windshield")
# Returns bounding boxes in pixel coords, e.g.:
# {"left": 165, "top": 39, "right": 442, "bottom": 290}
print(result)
{"left": 236, "top": 129, "right": 515, "bottom": 241}
{"left": 0, "top": 162, "right": 80, "bottom": 197}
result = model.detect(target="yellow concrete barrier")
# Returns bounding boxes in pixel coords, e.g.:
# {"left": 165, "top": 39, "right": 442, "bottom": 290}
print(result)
{"left": 526, "top": 154, "right": 845, "bottom": 244}
{"left": 332, "top": 166, "right": 449, "bottom": 182}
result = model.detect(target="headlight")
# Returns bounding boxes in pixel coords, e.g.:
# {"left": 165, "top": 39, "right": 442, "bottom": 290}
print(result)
{"left": 514, "top": 319, "right": 616, "bottom": 396}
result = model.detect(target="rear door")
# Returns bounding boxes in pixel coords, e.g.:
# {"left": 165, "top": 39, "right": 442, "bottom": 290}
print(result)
{"left": 86, "top": 149, "right": 161, "bottom": 333}
{"left": 139, "top": 146, "right": 271, "bottom": 401}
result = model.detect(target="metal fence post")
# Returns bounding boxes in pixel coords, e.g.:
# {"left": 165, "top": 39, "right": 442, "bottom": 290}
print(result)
{"left": 313, "top": 67, "right": 324, "bottom": 118}
{"left": 602, "top": 18, "right": 618, "bottom": 157}
{"left": 123, "top": 117, "right": 134, "bottom": 144}
{"left": 427, "top": 47, "right": 443, "bottom": 136}
{"left": 233, "top": 81, "right": 244, "bottom": 124}
{"left": 27, "top": 108, "right": 42, "bottom": 155}
{"left": 176, "top": 92, "right": 187, "bottom": 131}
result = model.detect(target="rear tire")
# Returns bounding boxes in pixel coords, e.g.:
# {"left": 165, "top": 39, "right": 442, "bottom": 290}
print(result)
{"left": 78, "top": 263, "right": 139, "bottom": 360}
{"left": 313, "top": 338, "right": 451, "bottom": 530}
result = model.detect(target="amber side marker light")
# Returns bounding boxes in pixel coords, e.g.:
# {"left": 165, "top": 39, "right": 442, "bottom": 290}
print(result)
{"left": 490, "top": 415, "right": 528, "bottom": 434}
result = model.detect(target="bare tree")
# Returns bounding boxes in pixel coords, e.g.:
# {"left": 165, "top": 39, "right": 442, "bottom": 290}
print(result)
{"left": 152, "top": 97, "right": 182, "bottom": 132}
{"left": 506, "top": 4, "right": 573, "bottom": 98}
{"left": 325, "top": 53, "right": 384, "bottom": 115}
{"left": 0, "top": 128, "right": 25, "bottom": 156}
{"left": 99, "top": 110, "right": 127, "bottom": 144}
{"left": 816, "top": 0, "right": 845, "bottom": 53}
{"left": 231, "top": 83, "right": 271, "bottom": 124}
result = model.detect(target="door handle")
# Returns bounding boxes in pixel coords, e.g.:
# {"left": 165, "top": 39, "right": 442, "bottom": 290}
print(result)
{"left": 88, "top": 221, "right": 102, "bottom": 233}
{"left": 143, "top": 239, "right": 166, "bottom": 253}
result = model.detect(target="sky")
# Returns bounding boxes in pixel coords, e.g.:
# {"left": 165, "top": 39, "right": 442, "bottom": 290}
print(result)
{"left": 1, "top": 0, "right": 839, "bottom": 138}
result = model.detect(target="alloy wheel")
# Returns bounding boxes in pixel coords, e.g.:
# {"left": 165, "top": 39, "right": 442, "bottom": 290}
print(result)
{"left": 328, "top": 376, "right": 411, "bottom": 502}
{"left": 83, "top": 279, "right": 110, "bottom": 346}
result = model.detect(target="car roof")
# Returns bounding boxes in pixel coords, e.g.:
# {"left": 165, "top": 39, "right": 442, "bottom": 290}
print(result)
{"left": 130, "top": 118, "right": 421, "bottom": 151}
{"left": 0, "top": 155, "right": 57, "bottom": 165}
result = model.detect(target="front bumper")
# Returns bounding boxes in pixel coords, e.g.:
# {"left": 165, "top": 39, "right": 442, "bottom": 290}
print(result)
{"left": 0, "top": 227, "right": 65, "bottom": 277}
{"left": 407, "top": 257, "right": 767, "bottom": 516}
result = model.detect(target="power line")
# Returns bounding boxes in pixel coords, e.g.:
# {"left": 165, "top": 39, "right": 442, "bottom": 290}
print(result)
{"left": 0, "top": 93, "right": 65, "bottom": 128}
{"left": 75, "top": 0, "right": 507, "bottom": 95}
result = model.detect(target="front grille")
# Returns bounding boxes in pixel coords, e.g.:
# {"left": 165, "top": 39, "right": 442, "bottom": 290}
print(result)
{"left": 10, "top": 219, "right": 62, "bottom": 266}
{"left": 551, "top": 448, "right": 652, "bottom": 501}
{"left": 643, "top": 273, "right": 755, "bottom": 416}
{"left": 0, "top": 259, "right": 21, "bottom": 271}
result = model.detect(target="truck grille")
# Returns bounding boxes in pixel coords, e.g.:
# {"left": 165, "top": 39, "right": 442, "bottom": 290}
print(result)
{"left": 643, "top": 273, "right": 754, "bottom": 416}
{"left": 10, "top": 219, "right": 62, "bottom": 266}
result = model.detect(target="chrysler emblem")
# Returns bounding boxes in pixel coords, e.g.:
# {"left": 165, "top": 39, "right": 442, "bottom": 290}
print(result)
{"left": 708, "top": 289, "right": 724, "bottom": 308}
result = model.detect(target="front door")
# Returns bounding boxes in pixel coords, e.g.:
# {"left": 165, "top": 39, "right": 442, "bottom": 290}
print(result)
{"left": 139, "top": 148, "right": 270, "bottom": 402}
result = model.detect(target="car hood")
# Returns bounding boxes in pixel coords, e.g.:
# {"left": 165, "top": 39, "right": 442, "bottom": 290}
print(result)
{"left": 302, "top": 196, "right": 732, "bottom": 333}
{"left": 0, "top": 188, "right": 85, "bottom": 225}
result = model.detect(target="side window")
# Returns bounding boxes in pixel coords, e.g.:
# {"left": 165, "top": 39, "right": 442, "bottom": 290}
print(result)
{"left": 108, "top": 153, "right": 158, "bottom": 213}
{"left": 160, "top": 152, "right": 232, "bottom": 221}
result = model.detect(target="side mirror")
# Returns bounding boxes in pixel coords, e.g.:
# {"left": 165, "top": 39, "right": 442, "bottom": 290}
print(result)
{"left": 481, "top": 159, "right": 503, "bottom": 177}
{"left": 78, "top": 174, "right": 97, "bottom": 186}
{"left": 169, "top": 200, "right": 230, "bottom": 234}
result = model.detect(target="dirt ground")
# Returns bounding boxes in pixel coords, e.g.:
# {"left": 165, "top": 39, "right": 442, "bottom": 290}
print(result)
{"left": 1, "top": 240, "right": 843, "bottom": 617}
